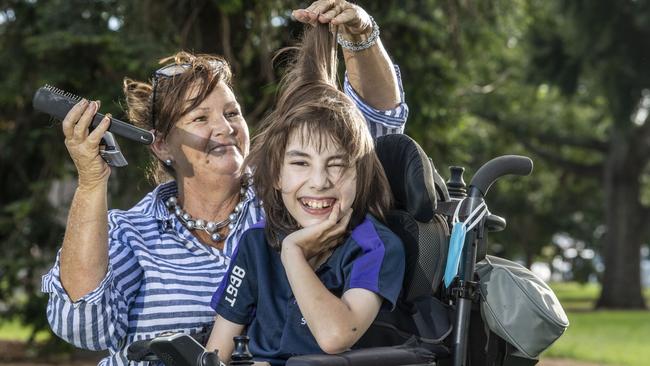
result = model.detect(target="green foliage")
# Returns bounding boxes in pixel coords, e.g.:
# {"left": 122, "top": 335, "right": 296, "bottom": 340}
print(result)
{"left": 0, "top": 318, "right": 51, "bottom": 342}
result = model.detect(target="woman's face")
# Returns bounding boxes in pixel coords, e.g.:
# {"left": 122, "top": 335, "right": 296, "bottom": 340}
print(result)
{"left": 277, "top": 130, "right": 357, "bottom": 228}
{"left": 165, "top": 81, "right": 250, "bottom": 182}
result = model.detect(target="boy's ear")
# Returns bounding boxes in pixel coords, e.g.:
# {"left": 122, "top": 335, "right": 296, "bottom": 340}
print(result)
{"left": 149, "top": 129, "right": 172, "bottom": 162}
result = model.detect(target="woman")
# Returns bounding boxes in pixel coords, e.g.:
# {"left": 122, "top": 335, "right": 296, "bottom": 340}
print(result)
{"left": 41, "top": 1, "right": 408, "bottom": 365}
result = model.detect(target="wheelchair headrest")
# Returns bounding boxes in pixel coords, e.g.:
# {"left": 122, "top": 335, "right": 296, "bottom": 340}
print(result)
{"left": 375, "top": 134, "right": 441, "bottom": 222}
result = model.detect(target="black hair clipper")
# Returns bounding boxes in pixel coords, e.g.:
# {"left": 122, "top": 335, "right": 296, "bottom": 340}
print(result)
{"left": 33, "top": 85, "right": 155, "bottom": 167}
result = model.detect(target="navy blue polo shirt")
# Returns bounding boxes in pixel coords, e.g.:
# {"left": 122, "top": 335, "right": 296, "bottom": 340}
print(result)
{"left": 210, "top": 215, "right": 405, "bottom": 365}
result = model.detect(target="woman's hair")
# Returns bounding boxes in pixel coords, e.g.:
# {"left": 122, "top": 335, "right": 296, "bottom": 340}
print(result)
{"left": 246, "top": 24, "right": 393, "bottom": 249}
{"left": 123, "top": 51, "right": 232, "bottom": 184}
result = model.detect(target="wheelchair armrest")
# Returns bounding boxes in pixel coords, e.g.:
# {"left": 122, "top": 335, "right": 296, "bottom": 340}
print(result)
{"left": 127, "top": 325, "right": 214, "bottom": 363}
{"left": 486, "top": 214, "right": 506, "bottom": 232}
{"left": 128, "top": 333, "right": 215, "bottom": 365}
{"left": 127, "top": 338, "right": 159, "bottom": 362}
{"left": 286, "top": 346, "right": 436, "bottom": 366}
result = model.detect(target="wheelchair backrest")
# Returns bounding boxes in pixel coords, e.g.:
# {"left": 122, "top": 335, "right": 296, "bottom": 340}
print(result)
{"left": 375, "top": 134, "right": 450, "bottom": 302}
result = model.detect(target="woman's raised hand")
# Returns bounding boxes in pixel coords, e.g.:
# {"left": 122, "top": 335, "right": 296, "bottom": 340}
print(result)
{"left": 62, "top": 99, "right": 112, "bottom": 189}
{"left": 292, "top": 0, "right": 374, "bottom": 38}
{"left": 281, "top": 202, "right": 353, "bottom": 260}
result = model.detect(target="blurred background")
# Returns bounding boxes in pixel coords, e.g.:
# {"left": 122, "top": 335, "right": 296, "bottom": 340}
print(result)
{"left": 0, "top": 0, "right": 649, "bottom": 365}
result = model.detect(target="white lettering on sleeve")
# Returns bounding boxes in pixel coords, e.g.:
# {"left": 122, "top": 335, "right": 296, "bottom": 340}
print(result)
{"left": 224, "top": 265, "right": 246, "bottom": 307}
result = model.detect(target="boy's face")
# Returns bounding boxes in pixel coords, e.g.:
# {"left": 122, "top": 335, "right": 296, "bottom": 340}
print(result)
{"left": 277, "top": 130, "right": 357, "bottom": 229}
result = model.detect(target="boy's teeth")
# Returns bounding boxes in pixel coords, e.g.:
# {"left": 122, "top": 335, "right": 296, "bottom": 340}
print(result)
{"left": 303, "top": 199, "right": 332, "bottom": 209}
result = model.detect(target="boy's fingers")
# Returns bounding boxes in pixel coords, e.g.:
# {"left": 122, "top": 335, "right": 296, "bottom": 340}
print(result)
{"left": 339, "top": 207, "right": 353, "bottom": 227}
{"left": 330, "top": 207, "right": 352, "bottom": 235}
{"left": 339, "top": 207, "right": 352, "bottom": 220}
{"left": 327, "top": 201, "right": 341, "bottom": 223}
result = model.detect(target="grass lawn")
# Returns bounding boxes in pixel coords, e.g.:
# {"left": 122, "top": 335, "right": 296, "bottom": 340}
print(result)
{"left": 542, "top": 282, "right": 650, "bottom": 366}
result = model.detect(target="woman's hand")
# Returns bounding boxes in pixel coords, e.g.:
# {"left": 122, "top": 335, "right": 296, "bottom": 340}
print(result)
{"left": 281, "top": 203, "right": 353, "bottom": 260}
{"left": 294, "top": 0, "right": 401, "bottom": 110}
{"left": 292, "top": 0, "right": 374, "bottom": 39}
{"left": 62, "top": 99, "right": 112, "bottom": 190}
{"left": 59, "top": 99, "right": 113, "bottom": 301}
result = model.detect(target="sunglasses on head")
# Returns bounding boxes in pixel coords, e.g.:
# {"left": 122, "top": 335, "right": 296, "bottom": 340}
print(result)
{"left": 150, "top": 59, "right": 224, "bottom": 129}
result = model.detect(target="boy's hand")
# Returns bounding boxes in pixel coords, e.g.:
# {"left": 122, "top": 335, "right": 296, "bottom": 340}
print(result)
{"left": 282, "top": 203, "right": 353, "bottom": 260}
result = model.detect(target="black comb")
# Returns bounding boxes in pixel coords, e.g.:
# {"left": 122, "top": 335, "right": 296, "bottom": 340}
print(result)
{"left": 33, "top": 85, "right": 154, "bottom": 145}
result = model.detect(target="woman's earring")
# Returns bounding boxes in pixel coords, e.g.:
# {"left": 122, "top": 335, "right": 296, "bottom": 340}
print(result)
{"left": 164, "top": 159, "right": 173, "bottom": 167}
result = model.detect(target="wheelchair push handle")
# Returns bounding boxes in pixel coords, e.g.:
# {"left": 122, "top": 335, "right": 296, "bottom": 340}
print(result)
{"left": 468, "top": 155, "right": 533, "bottom": 197}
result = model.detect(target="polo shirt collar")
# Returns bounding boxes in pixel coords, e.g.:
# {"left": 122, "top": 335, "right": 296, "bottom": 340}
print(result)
{"left": 143, "top": 181, "right": 178, "bottom": 221}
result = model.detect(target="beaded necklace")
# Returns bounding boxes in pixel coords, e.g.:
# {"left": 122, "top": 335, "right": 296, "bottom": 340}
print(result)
{"left": 166, "top": 179, "right": 249, "bottom": 242}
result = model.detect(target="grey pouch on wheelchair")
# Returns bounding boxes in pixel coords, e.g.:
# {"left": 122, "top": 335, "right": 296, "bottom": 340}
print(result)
{"left": 475, "top": 255, "right": 569, "bottom": 359}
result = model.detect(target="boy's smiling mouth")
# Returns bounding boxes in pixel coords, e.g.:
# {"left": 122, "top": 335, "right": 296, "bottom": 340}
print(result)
{"left": 299, "top": 197, "right": 336, "bottom": 212}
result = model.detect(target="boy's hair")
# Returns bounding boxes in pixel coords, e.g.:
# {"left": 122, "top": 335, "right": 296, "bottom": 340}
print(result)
{"left": 123, "top": 51, "right": 232, "bottom": 184}
{"left": 245, "top": 24, "right": 393, "bottom": 249}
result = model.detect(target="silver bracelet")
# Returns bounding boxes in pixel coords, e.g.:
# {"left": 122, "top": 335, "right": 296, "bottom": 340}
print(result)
{"left": 336, "top": 16, "right": 380, "bottom": 52}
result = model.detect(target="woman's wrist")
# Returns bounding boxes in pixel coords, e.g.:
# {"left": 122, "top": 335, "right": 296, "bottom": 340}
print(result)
{"left": 338, "top": 29, "right": 371, "bottom": 43}
{"left": 337, "top": 16, "right": 380, "bottom": 52}
{"left": 77, "top": 178, "right": 109, "bottom": 194}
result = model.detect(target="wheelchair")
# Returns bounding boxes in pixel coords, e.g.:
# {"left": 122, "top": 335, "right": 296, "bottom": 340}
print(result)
{"left": 128, "top": 134, "right": 539, "bottom": 366}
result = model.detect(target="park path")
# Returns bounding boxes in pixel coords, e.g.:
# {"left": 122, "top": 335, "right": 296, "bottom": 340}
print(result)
{"left": 540, "top": 359, "right": 616, "bottom": 366}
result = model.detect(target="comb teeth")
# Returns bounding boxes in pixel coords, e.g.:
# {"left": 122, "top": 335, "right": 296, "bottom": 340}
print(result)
{"left": 44, "top": 84, "right": 83, "bottom": 102}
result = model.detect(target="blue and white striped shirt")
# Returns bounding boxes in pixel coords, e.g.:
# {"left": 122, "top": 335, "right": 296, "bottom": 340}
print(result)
{"left": 41, "top": 66, "right": 408, "bottom": 366}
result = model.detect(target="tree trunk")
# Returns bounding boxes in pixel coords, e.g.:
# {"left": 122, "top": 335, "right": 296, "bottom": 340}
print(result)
{"left": 596, "top": 132, "right": 646, "bottom": 309}
{"left": 523, "top": 215, "right": 535, "bottom": 268}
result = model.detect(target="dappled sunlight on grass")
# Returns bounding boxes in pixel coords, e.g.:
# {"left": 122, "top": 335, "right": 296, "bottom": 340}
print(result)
{"left": 543, "top": 311, "right": 650, "bottom": 366}
{"left": 543, "top": 282, "right": 650, "bottom": 366}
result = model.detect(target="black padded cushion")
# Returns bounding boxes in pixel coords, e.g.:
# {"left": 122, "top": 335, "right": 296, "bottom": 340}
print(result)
{"left": 375, "top": 134, "right": 437, "bottom": 222}
{"left": 385, "top": 210, "right": 449, "bottom": 302}
{"left": 384, "top": 211, "right": 420, "bottom": 299}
